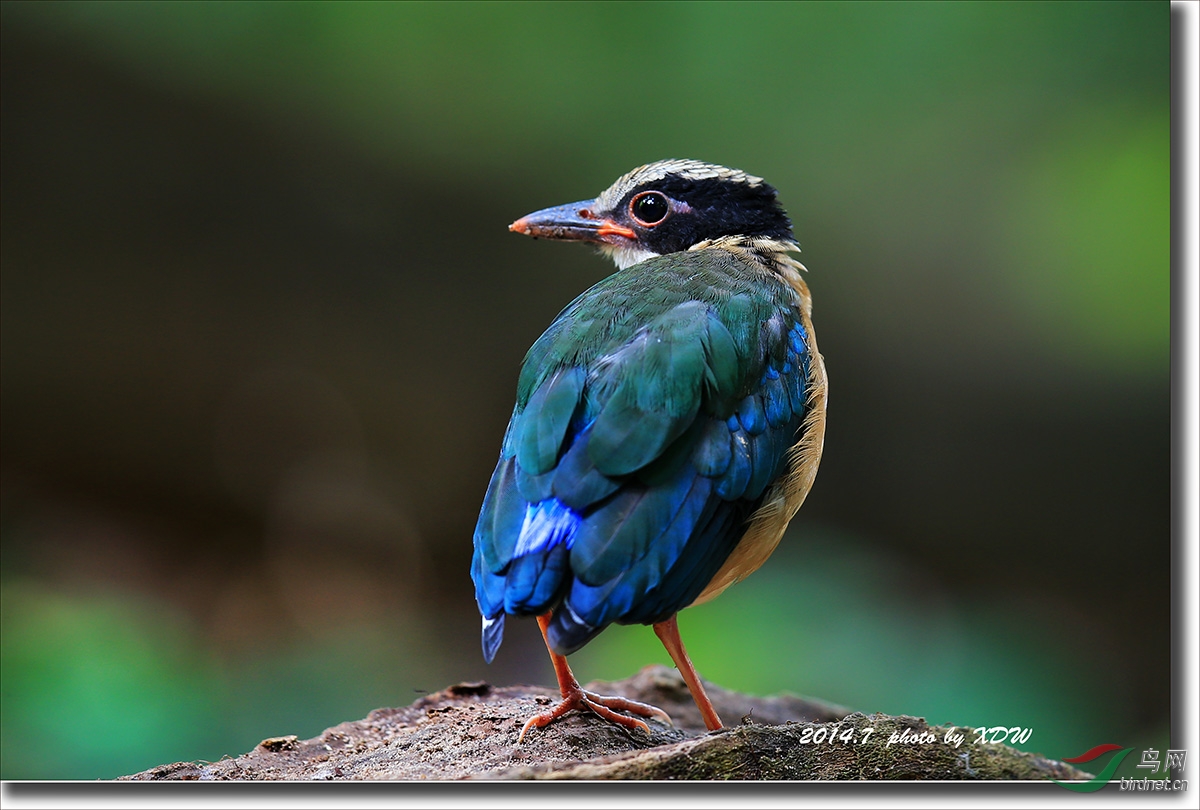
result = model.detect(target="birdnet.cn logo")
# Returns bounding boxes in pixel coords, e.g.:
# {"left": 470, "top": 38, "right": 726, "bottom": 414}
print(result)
{"left": 1052, "top": 744, "right": 1188, "bottom": 792}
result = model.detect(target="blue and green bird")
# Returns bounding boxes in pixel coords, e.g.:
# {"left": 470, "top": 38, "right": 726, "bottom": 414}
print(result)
{"left": 471, "top": 159, "right": 827, "bottom": 737}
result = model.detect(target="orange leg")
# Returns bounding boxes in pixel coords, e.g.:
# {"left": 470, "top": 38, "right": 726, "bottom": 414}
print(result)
{"left": 653, "top": 614, "right": 723, "bottom": 731}
{"left": 519, "top": 612, "right": 672, "bottom": 742}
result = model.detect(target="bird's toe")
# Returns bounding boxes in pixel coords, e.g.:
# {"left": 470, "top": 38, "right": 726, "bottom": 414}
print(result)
{"left": 516, "top": 687, "right": 672, "bottom": 742}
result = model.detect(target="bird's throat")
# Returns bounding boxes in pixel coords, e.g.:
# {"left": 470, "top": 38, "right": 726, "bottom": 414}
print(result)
{"left": 597, "top": 243, "right": 662, "bottom": 270}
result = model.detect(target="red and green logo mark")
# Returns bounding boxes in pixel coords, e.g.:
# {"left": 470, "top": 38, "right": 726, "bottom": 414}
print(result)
{"left": 1052, "top": 743, "right": 1134, "bottom": 792}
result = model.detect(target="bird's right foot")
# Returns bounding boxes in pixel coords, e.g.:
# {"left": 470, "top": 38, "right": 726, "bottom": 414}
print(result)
{"left": 518, "top": 684, "right": 672, "bottom": 742}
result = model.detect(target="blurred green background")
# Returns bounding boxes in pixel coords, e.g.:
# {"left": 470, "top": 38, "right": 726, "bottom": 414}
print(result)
{"left": 0, "top": 0, "right": 1170, "bottom": 780}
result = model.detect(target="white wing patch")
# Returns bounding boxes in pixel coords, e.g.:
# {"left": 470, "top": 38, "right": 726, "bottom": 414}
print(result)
{"left": 513, "top": 498, "right": 579, "bottom": 557}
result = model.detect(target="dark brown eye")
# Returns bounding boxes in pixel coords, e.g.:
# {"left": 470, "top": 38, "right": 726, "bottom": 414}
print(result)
{"left": 630, "top": 191, "right": 669, "bottom": 226}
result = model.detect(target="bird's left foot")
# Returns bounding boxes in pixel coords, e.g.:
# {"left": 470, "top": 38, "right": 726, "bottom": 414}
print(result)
{"left": 518, "top": 686, "right": 672, "bottom": 742}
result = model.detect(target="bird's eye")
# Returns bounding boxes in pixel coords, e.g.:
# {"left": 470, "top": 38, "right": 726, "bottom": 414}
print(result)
{"left": 629, "top": 191, "right": 670, "bottom": 226}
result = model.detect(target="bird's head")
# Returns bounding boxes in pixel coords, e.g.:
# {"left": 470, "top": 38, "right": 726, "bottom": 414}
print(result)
{"left": 509, "top": 159, "right": 795, "bottom": 270}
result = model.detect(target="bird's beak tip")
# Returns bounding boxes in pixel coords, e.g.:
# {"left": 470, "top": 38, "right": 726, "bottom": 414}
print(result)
{"left": 508, "top": 200, "right": 612, "bottom": 243}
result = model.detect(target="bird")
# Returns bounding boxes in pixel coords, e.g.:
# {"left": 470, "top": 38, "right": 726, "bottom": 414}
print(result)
{"left": 470, "top": 159, "right": 827, "bottom": 739}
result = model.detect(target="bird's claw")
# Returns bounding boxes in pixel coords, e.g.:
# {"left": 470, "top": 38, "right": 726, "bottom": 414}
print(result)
{"left": 518, "top": 688, "right": 672, "bottom": 742}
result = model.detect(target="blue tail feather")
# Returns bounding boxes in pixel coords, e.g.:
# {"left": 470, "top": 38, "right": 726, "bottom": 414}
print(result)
{"left": 481, "top": 613, "right": 505, "bottom": 663}
{"left": 472, "top": 542, "right": 509, "bottom": 662}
